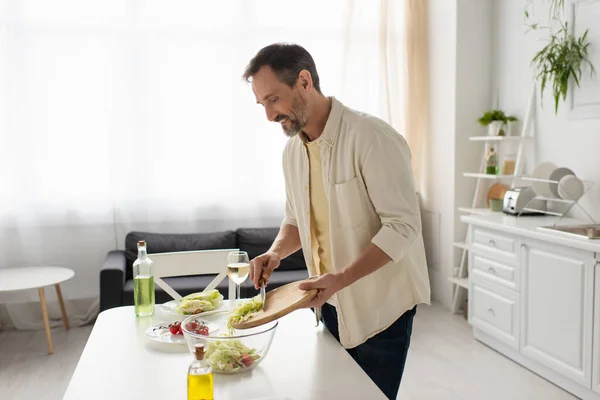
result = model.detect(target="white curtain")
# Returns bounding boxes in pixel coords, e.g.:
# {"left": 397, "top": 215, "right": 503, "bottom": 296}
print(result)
{"left": 0, "top": 0, "right": 407, "bottom": 329}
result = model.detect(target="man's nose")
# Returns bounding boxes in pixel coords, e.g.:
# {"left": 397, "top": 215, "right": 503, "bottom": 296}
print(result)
{"left": 266, "top": 107, "right": 277, "bottom": 122}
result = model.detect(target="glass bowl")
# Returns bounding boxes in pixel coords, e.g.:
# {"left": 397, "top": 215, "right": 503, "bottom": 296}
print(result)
{"left": 181, "top": 312, "right": 277, "bottom": 374}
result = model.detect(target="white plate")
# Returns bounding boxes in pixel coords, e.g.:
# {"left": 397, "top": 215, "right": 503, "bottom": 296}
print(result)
{"left": 558, "top": 175, "right": 584, "bottom": 201}
{"left": 156, "top": 299, "right": 224, "bottom": 319}
{"left": 531, "top": 162, "right": 557, "bottom": 197}
{"left": 549, "top": 167, "right": 575, "bottom": 198}
{"left": 145, "top": 320, "right": 219, "bottom": 345}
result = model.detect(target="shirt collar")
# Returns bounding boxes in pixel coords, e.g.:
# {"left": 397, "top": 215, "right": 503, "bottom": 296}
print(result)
{"left": 300, "top": 96, "right": 343, "bottom": 147}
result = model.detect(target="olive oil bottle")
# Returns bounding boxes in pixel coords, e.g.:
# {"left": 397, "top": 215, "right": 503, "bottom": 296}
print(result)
{"left": 132, "top": 240, "right": 154, "bottom": 316}
{"left": 187, "top": 344, "right": 214, "bottom": 400}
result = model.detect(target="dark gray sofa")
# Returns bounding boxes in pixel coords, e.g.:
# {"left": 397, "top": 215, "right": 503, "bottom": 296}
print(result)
{"left": 99, "top": 228, "right": 308, "bottom": 312}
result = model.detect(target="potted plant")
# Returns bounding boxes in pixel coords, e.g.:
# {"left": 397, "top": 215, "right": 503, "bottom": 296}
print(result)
{"left": 525, "top": 0, "right": 595, "bottom": 114}
{"left": 477, "top": 109, "right": 518, "bottom": 136}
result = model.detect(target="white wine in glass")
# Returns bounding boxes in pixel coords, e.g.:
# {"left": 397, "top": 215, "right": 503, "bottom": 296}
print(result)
{"left": 227, "top": 251, "right": 250, "bottom": 301}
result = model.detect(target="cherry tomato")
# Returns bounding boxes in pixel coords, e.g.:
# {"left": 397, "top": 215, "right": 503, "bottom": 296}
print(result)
{"left": 240, "top": 353, "right": 254, "bottom": 367}
{"left": 198, "top": 326, "right": 209, "bottom": 336}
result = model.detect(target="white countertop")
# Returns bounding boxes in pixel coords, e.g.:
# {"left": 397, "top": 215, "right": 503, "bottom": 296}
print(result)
{"left": 461, "top": 213, "right": 600, "bottom": 253}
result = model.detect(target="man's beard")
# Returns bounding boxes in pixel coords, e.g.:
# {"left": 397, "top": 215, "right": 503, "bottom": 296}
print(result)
{"left": 274, "top": 95, "right": 308, "bottom": 138}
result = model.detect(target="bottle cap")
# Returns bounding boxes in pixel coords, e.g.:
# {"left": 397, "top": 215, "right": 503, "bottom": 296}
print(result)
{"left": 194, "top": 343, "right": 205, "bottom": 360}
{"left": 138, "top": 240, "right": 146, "bottom": 247}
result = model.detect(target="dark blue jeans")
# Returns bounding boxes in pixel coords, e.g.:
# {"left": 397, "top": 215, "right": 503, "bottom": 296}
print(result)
{"left": 320, "top": 303, "right": 416, "bottom": 400}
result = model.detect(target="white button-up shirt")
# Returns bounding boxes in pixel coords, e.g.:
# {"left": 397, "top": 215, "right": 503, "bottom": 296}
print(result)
{"left": 281, "top": 97, "right": 431, "bottom": 348}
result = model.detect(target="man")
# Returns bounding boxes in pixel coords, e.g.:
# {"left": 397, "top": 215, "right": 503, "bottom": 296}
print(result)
{"left": 243, "top": 43, "right": 430, "bottom": 400}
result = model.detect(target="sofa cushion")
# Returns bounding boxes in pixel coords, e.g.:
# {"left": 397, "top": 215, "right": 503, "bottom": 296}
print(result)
{"left": 124, "top": 230, "right": 237, "bottom": 280}
{"left": 123, "top": 274, "right": 232, "bottom": 305}
{"left": 236, "top": 228, "right": 306, "bottom": 271}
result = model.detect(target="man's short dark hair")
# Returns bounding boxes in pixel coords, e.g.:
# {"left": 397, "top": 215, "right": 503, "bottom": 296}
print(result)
{"left": 243, "top": 43, "right": 321, "bottom": 92}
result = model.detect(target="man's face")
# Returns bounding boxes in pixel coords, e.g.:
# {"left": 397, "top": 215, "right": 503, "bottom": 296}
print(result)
{"left": 252, "top": 66, "right": 308, "bottom": 137}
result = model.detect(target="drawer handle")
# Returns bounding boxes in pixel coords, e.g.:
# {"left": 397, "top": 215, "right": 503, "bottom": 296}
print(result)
{"left": 488, "top": 240, "right": 496, "bottom": 247}
{"left": 488, "top": 267, "right": 496, "bottom": 274}
{"left": 487, "top": 308, "right": 495, "bottom": 317}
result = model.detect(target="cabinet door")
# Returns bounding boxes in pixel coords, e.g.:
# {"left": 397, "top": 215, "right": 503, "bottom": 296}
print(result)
{"left": 594, "top": 261, "right": 600, "bottom": 394}
{"left": 521, "top": 240, "right": 594, "bottom": 387}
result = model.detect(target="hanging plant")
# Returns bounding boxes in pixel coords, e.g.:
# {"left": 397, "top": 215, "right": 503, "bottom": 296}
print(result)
{"left": 525, "top": 0, "right": 595, "bottom": 114}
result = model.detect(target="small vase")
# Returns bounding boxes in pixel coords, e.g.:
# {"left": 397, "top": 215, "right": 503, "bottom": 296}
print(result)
{"left": 488, "top": 121, "right": 504, "bottom": 136}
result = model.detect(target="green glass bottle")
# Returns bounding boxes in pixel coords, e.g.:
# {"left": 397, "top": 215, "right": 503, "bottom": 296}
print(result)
{"left": 485, "top": 147, "right": 499, "bottom": 175}
{"left": 133, "top": 240, "right": 155, "bottom": 316}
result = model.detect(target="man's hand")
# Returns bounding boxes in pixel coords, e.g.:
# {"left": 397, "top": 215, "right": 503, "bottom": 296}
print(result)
{"left": 298, "top": 273, "right": 345, "bottom": 308}
{"left": 249, "top": 252, "right": 281, "bottom": 290}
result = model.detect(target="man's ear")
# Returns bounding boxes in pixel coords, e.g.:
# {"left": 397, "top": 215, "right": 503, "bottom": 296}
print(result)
{"left": 298, "top": 69, "right": 313, "bottom": 92}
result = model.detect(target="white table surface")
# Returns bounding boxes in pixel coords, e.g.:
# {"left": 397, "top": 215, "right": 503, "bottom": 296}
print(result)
{"left": 0, "top": 266, "right": 74, "bottom": 292}
{"left": 63, "top": 303, "right": 387, "bottom": 400}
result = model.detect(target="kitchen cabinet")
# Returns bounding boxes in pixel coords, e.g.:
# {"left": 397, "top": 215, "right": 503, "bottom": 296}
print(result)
{"left": 462, "top": 214, "right": 600, "bottom": 400}
{"left": 520, "top": 240, "right": 594, "bottom": 387}
{"left": 594, "top": 261, "right": 600, "bottom": 395}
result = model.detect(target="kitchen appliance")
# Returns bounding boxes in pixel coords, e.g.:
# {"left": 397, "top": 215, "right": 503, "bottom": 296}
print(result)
{"left": 502, "top": 186, "right": 547, "bottom": 215}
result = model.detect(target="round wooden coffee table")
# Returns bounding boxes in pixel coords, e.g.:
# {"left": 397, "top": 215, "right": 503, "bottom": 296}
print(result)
{"left": 0, "top": 266, "right": 74, "bottom": 354}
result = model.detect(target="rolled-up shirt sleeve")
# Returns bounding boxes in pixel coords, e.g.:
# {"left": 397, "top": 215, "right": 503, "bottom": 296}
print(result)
{"left": 362, "top": 128, "right": 421, "bottom": 263}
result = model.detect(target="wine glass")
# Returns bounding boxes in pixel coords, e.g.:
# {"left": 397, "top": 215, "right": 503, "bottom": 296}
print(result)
{"left": 227, "top": 251, "right": 250, "bottom": 303}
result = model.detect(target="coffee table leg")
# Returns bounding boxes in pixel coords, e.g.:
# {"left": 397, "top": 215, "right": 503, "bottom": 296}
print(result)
{"left": 38, "top": 287, "right": 54, "bottom": 354}
{"left": 55, "top": 284, "right": 70, "bottom": 330}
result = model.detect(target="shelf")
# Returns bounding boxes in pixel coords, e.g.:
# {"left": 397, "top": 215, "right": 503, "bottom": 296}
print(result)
{"left": 458, "top": 207, "right": 496, "bottom": 216}
{"left": 453, "top": 242, "right": 469, "bottom": 250}
{"left": 469, "top": 136, "right": 530, "bottom": 142}
{"left": 448, "top": 277, "right": 469, "bottom": 289}
{"left": 463, "top": 173, "right": 515, "bottom": 179}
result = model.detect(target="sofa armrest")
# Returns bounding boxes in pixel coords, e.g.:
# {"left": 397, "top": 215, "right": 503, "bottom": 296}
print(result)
{"left": 100, "top": 250, "right": 127, "bottom": 312}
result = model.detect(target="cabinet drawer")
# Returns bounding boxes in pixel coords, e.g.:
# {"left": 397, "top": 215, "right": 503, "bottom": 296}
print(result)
{"left": 471, "top": 254, "right": 518, "bottom": 290}
{"left": 472, "top": 227, "right": 517, "bottom": 263}
{"left": 470, "top": 282, "right": 519, "bottom": 349}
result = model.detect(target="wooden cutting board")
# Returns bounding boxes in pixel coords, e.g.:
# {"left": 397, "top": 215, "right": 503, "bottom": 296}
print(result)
{"left": 229, "top": 279, "right": 318, "bottom": 330}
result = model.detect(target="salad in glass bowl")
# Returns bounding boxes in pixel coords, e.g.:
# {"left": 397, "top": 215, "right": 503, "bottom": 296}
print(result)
{"left": 181, "top": 311, "right": 277, "bottom": 374}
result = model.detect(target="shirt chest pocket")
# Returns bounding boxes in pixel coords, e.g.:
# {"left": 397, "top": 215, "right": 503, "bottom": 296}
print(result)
{"left": 333, "top": 176, "right": 368, "bottom": 229}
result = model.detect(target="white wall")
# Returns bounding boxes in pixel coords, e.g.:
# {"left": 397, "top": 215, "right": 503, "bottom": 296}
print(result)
{"left": 492, "top": 0, "right": 600, "bottom": 220}
{"left": 425, "top": 0, "right": 493, "bottom": 309}
{"left": 424, "top": 0, "right": 456, "bottom": 308}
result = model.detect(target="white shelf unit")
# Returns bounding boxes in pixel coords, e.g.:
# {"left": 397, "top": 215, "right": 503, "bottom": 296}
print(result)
{"left": 469, "top": 136, "right": 531, "bottom": 142}
{"left": 463, "top": 172, "right": 516, "bottom": 179}
{"left": 452, "top": 242, "right": 469, "bottom": 250}
{"left": 450, "top": 84, "right": 537, "bottom": 315}
{"left": 448, "top": 276, "right": 469, "bottom": 289}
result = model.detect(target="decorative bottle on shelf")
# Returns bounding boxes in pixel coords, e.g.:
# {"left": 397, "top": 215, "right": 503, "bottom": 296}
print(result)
{"left": 132, "top": 240, "right": 155, "bottom": 317}
{"left": 485, "top": 147, "right": 499, "bottom": 175}
{"left": 187, "top": 344, "right": 214, "bottom": 400}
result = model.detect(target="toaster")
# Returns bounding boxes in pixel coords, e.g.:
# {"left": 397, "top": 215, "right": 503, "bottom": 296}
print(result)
{"left": 502, "top": 186, "right": 547, "bottom": 215}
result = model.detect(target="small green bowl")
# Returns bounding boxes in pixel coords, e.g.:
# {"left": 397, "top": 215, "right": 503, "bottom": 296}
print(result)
{"left": 489, "top": 198, "right": 503, "bottom": 212}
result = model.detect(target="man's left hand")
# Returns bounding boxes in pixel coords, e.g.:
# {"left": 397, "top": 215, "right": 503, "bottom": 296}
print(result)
{"left": 298, "top": 273, "right": 345, "bottom": 308}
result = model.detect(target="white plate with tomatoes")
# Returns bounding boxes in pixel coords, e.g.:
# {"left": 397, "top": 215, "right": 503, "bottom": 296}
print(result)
{"left": 145, "top": 320, "right": 217, "bottom": 345}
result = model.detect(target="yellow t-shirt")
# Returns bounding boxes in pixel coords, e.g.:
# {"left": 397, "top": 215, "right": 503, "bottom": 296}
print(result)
{"left": 305, "top": 139, "right": 336, "bottom": 306}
